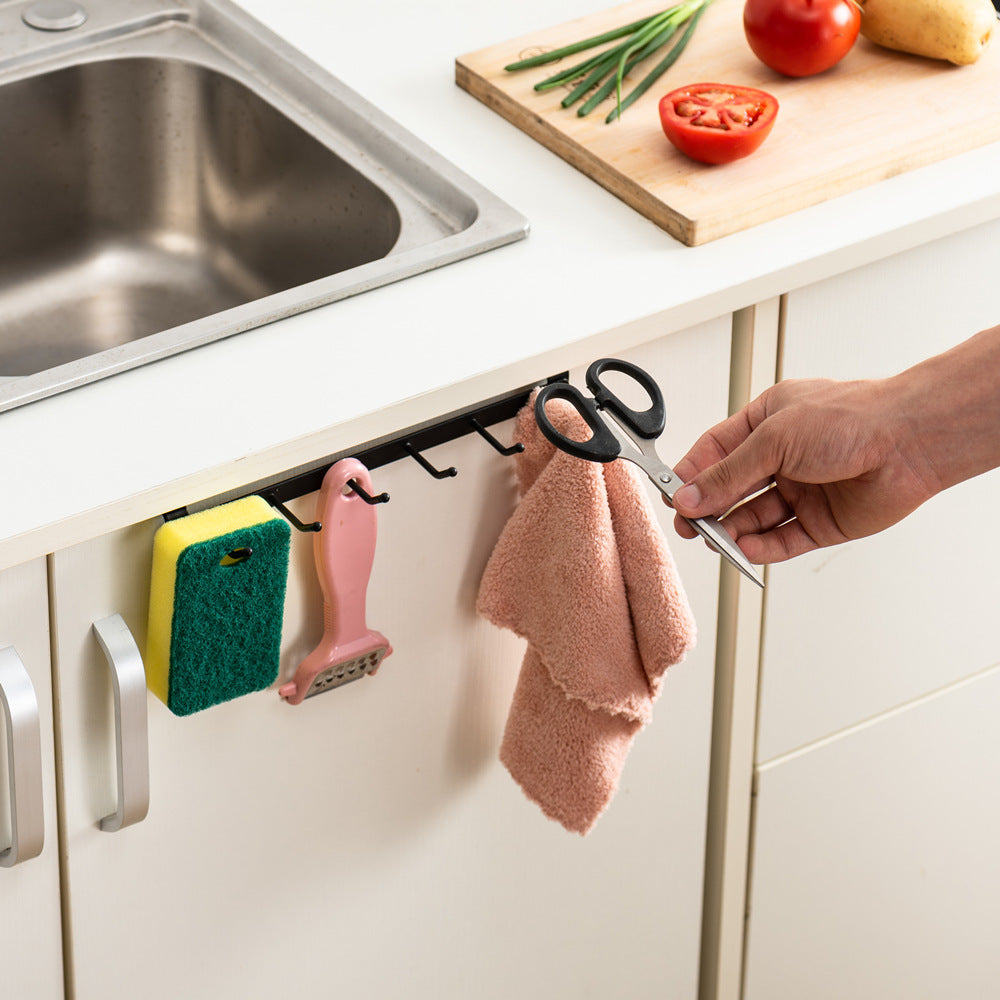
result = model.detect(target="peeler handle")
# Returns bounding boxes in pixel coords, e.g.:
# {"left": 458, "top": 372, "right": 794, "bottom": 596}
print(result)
{"left": 313, "top": 458, "right": 379, "bottom": 644}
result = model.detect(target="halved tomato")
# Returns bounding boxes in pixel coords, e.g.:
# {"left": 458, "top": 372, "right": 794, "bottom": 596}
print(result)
{"left": 658, "top": 84, "right": 779, "bottom": 165}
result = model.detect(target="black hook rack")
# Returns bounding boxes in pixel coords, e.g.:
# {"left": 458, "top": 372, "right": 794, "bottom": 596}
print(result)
{"left": 347, "top": 478, "right": 390, "bottom": 505}
{"left": 263, "top": 492, "right": 322, "bottom": 533}
{"left": 403, "top": 441, "right": 458, "bottom": 480}
{"left": 470, "top": 418, "right": 525, "bottom": 456}
{"left": 162, "top": 373, "right": 566, "bottom": 527}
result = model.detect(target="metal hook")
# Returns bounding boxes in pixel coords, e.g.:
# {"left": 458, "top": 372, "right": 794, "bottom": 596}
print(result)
{"left": 264, "top": 493, "right": 322, "bottom": 533}
{"left": 470, "top": 418, "right": 524, "bottom": 456}
{"left": 403, "top": 441, "right": 457, "bottom": 480}
{"left": 347, "top": 478, "right": 390, "bottom": 505}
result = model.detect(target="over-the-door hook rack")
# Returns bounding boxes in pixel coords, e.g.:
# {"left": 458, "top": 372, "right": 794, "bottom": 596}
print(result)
{"left": 260, "top": 480, "right": 388, "bottom": 535}
{"left": 347, "top": 478, "right": 390, "bottom": 505}
{"left": 264, "top": 492, "right": 321, "bottom": 533}
{"left": 470, "top": 418, "right": 524, "bottom": 456}
{"left": 161, "top": 373, "right": 567, "bottom": 526}
{"left": 403, "top": 442, "right": 458, "bottom": 480}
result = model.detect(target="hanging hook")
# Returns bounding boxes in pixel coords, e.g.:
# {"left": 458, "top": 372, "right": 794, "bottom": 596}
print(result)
{"left": 347, "top": 478, "right": 390, "bottom": 505}
{"left": 403, "top": 441, "right": 457, "bottom": 480}
{"left": 263, "top": 492, "right": 322, "bottom": 533}
{"left": 469, "top": 418, "right": 524, "bottom": 456}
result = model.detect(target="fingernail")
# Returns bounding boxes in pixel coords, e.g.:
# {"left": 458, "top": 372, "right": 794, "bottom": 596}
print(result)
{"left": 674, "top": 483, "right": 701, "bottom": 511}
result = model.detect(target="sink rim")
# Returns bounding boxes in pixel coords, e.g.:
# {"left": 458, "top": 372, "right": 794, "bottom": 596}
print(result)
{"left": 0, "top": 0, "right": 528, "bottom": 412}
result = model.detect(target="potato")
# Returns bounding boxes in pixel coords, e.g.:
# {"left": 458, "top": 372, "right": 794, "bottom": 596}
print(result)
{"left": 859, "top": 0, "right": 996, "bottom": 65}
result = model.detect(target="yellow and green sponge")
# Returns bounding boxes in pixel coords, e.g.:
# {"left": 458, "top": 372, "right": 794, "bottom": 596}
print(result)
{"left": 146, "top": 496, "right": 291, "bottom": 716}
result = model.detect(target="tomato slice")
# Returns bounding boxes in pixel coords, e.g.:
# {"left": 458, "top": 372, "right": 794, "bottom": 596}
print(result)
{"left": 658, "top": 84, "right": 778, "bottom": 165}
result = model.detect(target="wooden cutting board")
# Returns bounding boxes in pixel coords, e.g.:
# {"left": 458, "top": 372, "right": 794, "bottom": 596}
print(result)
{"left": 456, "top": 0, "right": 1000, "bottom": 245}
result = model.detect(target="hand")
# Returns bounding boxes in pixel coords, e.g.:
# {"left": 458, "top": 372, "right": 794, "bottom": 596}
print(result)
{"left": 669, "top": 325, "right": 1000, "bottom": 565}
{"left": 670, "top": 377, "right": 939, "bottom": 564}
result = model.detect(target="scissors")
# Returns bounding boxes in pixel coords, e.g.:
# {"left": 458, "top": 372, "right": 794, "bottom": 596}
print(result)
{"left": 534, "top": 358, "right": 764, "bottom": 588}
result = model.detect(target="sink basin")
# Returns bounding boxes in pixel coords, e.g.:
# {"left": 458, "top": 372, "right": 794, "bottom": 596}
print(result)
{"left": 0, "top": 0, "right": 527, "bottom": 411}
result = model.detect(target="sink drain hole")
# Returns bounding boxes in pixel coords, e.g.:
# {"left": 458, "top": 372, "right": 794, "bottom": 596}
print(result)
{"left": 22, "top": 0, "right": 87, "bottom": 31}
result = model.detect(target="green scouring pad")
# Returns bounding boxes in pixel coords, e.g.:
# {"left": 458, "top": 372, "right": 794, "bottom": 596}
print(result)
{"left": 146, "top": 496, "right": 291, "bottom": 716}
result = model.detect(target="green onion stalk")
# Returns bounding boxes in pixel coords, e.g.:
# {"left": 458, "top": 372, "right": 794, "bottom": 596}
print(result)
{"left": 504, "top": 0, "right": 714, "bottom": 123}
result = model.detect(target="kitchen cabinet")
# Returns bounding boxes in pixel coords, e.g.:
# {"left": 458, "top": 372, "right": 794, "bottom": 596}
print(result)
{"left": 757, "top": 214, "right": 1000, "bottom": 763}
{"left": 738, "top": 215, "right": 1000, "bottom": 997}
{"left": 0, "top": 558, "right": 65, "bottom": 1000}
{"left": 743, "top": 664, "right": 1000, "bottom": 1000}
{"left": 0, "top": 1, "right": 996, "bottom": 995}
{"left": 48, "top": 319, "right": 730, "bottom": 999}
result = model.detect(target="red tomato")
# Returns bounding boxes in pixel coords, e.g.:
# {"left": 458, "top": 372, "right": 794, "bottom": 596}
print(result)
{"left": 658, "top": 84, "right": 778, "bottom": 165}
{"left": 743, "top": 0, "right": 860, "bottom": 77}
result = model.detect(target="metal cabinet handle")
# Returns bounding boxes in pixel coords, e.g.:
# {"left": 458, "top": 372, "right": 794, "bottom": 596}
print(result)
{"left": 93, "top": 615, "right": 149, "bottom": 832}
{"left": 0, "top": 646, "right": 44, "bottom": 867}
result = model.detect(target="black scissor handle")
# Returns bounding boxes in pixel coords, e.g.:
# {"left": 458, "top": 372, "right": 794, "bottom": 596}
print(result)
{"left": 534, "top": 382, "right": 621, "bottom": 462}
{"left": 586, "top": 358, "right": 665, "bottom": 440}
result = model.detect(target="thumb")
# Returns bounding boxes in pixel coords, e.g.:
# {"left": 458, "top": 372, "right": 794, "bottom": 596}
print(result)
{"left": 673, "top": 431, "right": 778, "bottom": 518}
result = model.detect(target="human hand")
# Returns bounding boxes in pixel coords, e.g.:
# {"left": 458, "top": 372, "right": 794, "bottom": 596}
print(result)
{"left": 669, "top": 377, "right": 939, "bottom": 564}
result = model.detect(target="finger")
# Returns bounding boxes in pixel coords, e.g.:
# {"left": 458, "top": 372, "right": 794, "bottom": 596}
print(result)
{"left": 719, "top": 486, "right": 793, "bottom": 539}
{"left": 674, "top": 421, "right": 784, "bottom": 521}
{"left": 671, "top": 408, "right": 756, "bottom": 483}
{"left": 673, "top": 386, "right": 782, "bottom": 484}
{"left": 739, "top": 518, "right": 820, "bottom": 564}
{"left": 673, "top": 511, "right": 698, "bottom": 540}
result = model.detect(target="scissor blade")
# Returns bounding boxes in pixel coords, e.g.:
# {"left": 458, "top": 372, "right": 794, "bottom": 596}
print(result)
{"left": 605, "top": 422, "right": 764, "bottom": 588}
{"left": 689, "top": 514, "right": 764, "bottom": 588}
{"left": 601, "top": 420, "right": 678, "bottom": 489}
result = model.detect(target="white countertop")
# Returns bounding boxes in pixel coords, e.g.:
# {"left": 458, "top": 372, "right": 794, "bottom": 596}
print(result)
{"left": 3, "top": 0, "right": 1000, "bottom": 569}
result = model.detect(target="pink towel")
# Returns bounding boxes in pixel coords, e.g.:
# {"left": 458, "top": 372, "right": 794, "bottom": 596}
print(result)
{"left": 477, "top": 393, "right": 697, "bottom": 834}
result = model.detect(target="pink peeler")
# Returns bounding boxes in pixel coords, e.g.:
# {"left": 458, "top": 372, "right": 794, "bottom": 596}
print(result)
{"left": 279, "top": 458, "right": 392, "bottom": 705}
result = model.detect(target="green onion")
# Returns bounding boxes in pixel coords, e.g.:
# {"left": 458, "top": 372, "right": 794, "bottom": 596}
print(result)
{"left": 606, "top": 1, "right": 712, "bottom": 122}
{"left": 504, "top": 0, "right": 714, "bottom": 123}
{"left": 579, "top": 13, "right": 686, "bottom": 117}
{"left": 559, "top": 50, "right": 624, "bottom": 107}
{"left": 503, "top": 13, "right": 665, "bottom": 72}
{"left": 534, "top": 48, "right": 617, "bottom": 93}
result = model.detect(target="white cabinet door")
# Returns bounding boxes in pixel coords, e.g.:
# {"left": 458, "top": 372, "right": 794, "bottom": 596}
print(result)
{"left": 744, "top": 665, "right": 1000, "bottom": 1000}
{"left": 0, "top": 558, "right": 65, "bottom": 1000}
{"left": 51, "top": 318, "right": 730, "bottom": 1000}
{"left": 757, "top": 216, "right": 1000, "bottom": 762}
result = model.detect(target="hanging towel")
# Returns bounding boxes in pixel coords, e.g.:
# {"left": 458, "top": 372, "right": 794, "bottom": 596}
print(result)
{"left": 477, "top": 392, "right": 697, "bottom": 834}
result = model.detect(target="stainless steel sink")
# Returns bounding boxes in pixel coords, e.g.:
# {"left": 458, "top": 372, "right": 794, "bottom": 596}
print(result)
{"left": 0, "top": 0, "right": 527, "bottom": 411}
